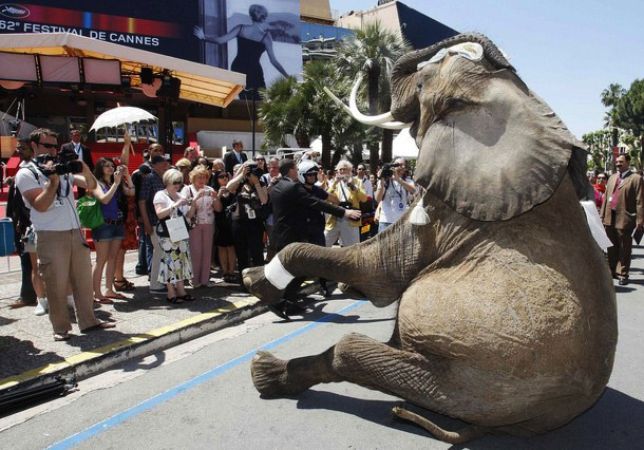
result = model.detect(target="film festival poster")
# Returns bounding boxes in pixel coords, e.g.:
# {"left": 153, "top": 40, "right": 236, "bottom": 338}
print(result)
{"left": 0, "top": 0, "right": 303, "bottom": 98}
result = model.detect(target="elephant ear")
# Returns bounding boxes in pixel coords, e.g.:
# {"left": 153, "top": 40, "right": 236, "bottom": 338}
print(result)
{"left": 415, "top": 89, "right": 584, "bottom": 222}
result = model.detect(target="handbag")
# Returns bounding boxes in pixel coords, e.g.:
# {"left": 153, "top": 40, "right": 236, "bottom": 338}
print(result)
{"left": 165, "top": 215, "right": 189, "bottom": 242}
{"left": 76, "top": 195, "right": 104, "bottom": 229}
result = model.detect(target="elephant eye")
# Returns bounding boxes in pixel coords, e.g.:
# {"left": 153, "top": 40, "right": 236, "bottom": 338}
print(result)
{"left": 445, "top": 98, "right": 468, "bottom": 109}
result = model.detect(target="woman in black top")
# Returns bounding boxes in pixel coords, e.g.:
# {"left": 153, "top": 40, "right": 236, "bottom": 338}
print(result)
{"left": 212, "top": 170, "right": 237, "bottom": 283}
{"left": 226, "top": 162, "right": 269, "bottom": 277}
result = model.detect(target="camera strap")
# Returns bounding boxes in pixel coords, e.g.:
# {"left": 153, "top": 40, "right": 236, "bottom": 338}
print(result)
{"left": 338, "top": 182, "right": 350, "bottom": 203}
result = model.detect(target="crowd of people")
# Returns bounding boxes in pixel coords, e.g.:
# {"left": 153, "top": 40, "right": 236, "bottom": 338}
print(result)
{"left": 6, "top": 130, "right": 423, "bottom": 337}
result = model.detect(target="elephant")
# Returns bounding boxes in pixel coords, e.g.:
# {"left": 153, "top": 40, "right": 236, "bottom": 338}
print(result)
{"left": 242, "top": 33, "right": 617, "bottom": 444}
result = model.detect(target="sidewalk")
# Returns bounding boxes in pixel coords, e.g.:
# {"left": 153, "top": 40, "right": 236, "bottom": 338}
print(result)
{"left": 0, "top": 251, "right": 268, "bottom": 398}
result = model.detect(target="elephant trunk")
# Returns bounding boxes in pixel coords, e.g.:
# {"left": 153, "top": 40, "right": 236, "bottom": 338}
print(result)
{"left": 390, "top": 32, "right": 515, "bottom": 125}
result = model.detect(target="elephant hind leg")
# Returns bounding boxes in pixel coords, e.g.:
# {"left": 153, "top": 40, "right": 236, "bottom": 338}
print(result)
{"left": 392, "top": 406, "right": 487, "bottom": 444}
{"left": 252, "top": 333, "right": 461, "bottom": 420}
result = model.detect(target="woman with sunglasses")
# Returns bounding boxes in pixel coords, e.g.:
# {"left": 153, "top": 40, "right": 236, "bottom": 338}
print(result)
{"left": 91, "top": 158, "right": 135, "bottom": 305}
{"left": 153, "top": 169, "right": 198, "bottom": 304}
{"left": 212, "top": 170, "right": 237, "bottom": 283}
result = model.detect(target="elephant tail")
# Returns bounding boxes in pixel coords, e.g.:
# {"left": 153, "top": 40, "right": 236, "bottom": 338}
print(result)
{"left": 392, "top": 406, "right": 488, "bottom": 444}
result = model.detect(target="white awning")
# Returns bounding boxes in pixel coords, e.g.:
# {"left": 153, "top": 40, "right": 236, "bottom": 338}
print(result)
{"left": 0, "top": 33, "right": 245, "bottom": 108}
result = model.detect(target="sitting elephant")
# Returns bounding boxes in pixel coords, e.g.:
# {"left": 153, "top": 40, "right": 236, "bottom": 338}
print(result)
{"left": 242, "top": 33, "right": 617, "bottom": 443}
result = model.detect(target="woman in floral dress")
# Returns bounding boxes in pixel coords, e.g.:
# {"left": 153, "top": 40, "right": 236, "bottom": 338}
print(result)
{"left": 153, "top": 169, "right": 198, "bottom": 304}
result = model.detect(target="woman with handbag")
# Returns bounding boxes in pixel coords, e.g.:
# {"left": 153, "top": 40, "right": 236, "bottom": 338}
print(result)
{"left": 226, "top": 162, "right": 269, "bottom": 277}
{"left": 92, "top": 158, "right": 135, "bottom": 304}
{"left": 153, "top": 169, "right": 198, "bottom": 304}
{"left": 181, "top": 165, "right": 222, "bottom": 288}
{"left": 212, "top": 170, "right": 237, "bottom": 283}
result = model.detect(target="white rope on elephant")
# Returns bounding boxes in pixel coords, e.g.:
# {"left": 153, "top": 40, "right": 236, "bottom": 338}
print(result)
{"left": 264, "top": 255, "right": 295, "bottom": 290}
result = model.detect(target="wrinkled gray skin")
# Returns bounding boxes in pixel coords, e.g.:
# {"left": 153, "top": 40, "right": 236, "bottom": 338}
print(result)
{"left": 242, "top": 33, "right": 617, "bottom": 443}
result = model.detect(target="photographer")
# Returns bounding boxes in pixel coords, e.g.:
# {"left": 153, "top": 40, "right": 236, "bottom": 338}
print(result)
{"left": 15, "top": 128, "right": 115, "bottom": 341}
{"left": 226, "top": 161, "right": 269, "bottom": 277}
{"left": 375, "top": 157, "right": 416, "bottom": 232}
{"left": 324, "top": 160, "right": 367, "bottom": 247}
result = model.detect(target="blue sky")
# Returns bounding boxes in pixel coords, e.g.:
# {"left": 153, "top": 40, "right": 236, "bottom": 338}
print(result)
{"left": 328, "top": 0, "right": 644, "bottom": 138}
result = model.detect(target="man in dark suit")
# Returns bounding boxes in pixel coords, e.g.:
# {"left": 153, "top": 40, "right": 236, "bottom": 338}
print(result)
{"left": 223, "top": 139, "right": 247, "bottom": 175}
{"left": 60, "top": 129, "right": 93, "bottom": 170}
{"left": 267, "top": 159, "right": 361, "bottom": 319}
{"left": 61, "top": 129, "right": 93, "bottom": 197}
{"left": 600, "top": 154, "right": 644, "bottom": 285}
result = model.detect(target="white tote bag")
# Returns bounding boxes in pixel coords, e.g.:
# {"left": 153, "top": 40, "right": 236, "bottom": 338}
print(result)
{"left": 165, "top": 215, "right": 189, "bottom": 243}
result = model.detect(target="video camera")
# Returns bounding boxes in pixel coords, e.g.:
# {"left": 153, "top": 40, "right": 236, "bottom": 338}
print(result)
{"left": 380, "top": 162, "right": 401, "bottom": 179}
{"left": 35, "top": 149, "right": 83, "bottom": 176}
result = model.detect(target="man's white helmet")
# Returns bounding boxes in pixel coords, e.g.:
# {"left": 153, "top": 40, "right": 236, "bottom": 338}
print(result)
{"left": 297, "top": 160, "right": 319, "bottom": 183}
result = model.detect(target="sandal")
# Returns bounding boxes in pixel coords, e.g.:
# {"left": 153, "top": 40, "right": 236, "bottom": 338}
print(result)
{"left": 81, "top": 321, "right": 116, "bottom": 333}
{"left": 94, "top": 297, "right": 114, "bottom": 304}
{"left": 178, "top": 294, "right": 196, "bottom": 302}
{"left": 105, "top": 292, "right": 128, "bottom": 300}
{"left": 54, "top": 331, "right": 71, "bottom": 341}
{"left": 166, "top": 296, "right": 184, "bottom": 305}
{"left": 114, "top": 278, "right": 135, "bottom": 291}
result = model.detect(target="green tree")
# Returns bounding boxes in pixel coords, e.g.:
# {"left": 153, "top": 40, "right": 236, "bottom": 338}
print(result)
{"left": 336, "top": 22, "right": 411, "bottom": 172}
{"left": 582, "top": 129, "right": 612, "bottom": 171}
{"left": 259, "top": 61, "right": 365, "bottom": 169}
{"left": 612, "top": 79, "right": 644, "bottom": 168}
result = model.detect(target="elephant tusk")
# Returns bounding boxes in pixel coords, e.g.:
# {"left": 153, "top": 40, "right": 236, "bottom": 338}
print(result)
{"left": 323, "top": 81, "right": 411, "bottom": 130}
{"left": 348, "top": 74, "right": 399, "bottom": 125}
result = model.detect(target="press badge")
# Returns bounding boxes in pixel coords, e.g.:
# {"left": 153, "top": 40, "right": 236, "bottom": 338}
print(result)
{"left": 246, "top": 204, "right": 256, "bottom": 219}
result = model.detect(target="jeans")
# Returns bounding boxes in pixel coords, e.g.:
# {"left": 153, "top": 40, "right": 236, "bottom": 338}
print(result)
{"left": 19, "top": 251, "right": 37, "bottom": 303}
{"left": 137, "top": 231, "right": 153, "bottom": 274}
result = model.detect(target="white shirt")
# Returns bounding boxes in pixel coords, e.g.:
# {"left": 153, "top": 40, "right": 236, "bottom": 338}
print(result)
{"left": 359, "top": 176, "right": 374, "bottom": 198}
{"left": 15, "top": 162, "right": 80, "bottom": 231}
{"left": 378, "top": 178, "right": 415, "bottom": 224}
{"left": 153, "top": 190, "right": 190, "bottom": 217}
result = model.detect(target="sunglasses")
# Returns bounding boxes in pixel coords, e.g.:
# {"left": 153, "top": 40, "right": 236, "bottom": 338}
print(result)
{"left": 39, "top": 143, "right": 58, "bottom": 149}
{"left": 172, "top": 181, "right": 183, "bottom": 186}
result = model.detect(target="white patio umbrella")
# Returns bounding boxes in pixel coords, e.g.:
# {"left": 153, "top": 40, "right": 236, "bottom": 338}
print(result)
{"left": 89, "top": 106, "right": 157, "bottom": 132}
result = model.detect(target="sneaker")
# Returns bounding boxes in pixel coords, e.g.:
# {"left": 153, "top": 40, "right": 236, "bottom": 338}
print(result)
{"left": 205, "top": 281, "right": 218, "bottom": 288}
{"left": 192, "top": 283, "right": 202, "bottom": 289}
{"left": 34, "top": 298, "right": 48, "bottom": 316}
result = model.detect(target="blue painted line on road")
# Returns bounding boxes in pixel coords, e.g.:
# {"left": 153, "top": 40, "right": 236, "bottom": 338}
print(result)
{"left": 47, "top": 300, "right": 366, "bottom": 450}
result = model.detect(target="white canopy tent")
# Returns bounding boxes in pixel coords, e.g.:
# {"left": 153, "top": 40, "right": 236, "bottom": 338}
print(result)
{"left": 0, "top": 33, "right": 246, "bottom": 108}
{"left": 392, "top": 128, "right": 420, "bottom": 159}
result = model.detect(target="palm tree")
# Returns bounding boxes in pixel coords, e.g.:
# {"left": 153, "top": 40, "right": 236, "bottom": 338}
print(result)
{"left": 336, "top": 21, "right": 411, "bottom": 172}
{"left": 259, "top": 61, "right": 365, "bottom": 168}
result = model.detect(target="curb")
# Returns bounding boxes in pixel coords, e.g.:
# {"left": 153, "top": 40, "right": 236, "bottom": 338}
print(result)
{"left": 0, "top": 297, "right": 268, "bottom": 399}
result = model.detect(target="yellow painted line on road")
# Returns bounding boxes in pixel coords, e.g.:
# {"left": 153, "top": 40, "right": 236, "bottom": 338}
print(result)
{"left": 0, "top": 297, "right": 259, "bottom": 391}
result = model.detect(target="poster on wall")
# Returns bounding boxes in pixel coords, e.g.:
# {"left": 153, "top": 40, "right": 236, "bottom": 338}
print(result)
{"left": 194, "top": 0, "right": 302, "bottom": 99}
{"left": 0, "top": 1, "right": 302, "bottom": 98}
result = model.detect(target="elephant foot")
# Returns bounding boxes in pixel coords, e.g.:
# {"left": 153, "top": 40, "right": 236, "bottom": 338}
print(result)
{"left": 251, "top": 351, "right": 308, "bottom": 397}
{"left": 242, "top": 266, "right": 284, "bottom": 305}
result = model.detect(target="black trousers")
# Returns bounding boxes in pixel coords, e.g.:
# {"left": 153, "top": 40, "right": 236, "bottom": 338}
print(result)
{"left": 231, "top": 219, "right": 265, "bottom": 274}
{"left": 20, "top": 252, "right": 37, "bottom": 303}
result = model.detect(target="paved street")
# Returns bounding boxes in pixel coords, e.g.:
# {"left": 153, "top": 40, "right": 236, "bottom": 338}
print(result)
{"left": 0, "top": 246, "right": 643, "bottom": 449}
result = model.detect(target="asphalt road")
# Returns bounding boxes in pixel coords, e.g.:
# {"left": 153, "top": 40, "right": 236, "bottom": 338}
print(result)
{"left": 1, "top": 271, "right": 643, "bottom": 450}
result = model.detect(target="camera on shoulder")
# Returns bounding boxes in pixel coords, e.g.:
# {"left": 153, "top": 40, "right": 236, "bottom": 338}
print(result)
{"left": 35, "top": 150, "right": 83, "bottom": 176}
{"left": 338, "top": 201, "right": 352, "bottom": 209}
{"left": 380, "top": 162, "right": 401, "bottom": 179}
